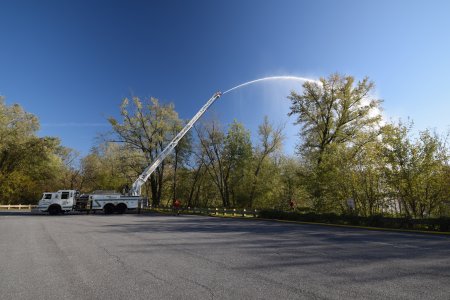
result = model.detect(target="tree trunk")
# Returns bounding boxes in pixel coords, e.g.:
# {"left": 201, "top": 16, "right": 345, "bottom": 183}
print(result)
{"left": 150, "top": 174, "right": 158, "bottom": 206}
{"left": 172, "top": 148, "right": 178, "bottom": 203}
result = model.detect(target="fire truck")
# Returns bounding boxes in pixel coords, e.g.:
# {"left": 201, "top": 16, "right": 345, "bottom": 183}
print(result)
{"left": 36, "top": 91, "right": 222, "bottom": 215}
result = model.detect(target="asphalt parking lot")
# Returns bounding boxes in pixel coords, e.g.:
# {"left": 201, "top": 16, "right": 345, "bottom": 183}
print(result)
{"left": 1, "top": 212, "right": 449, "bottom": 299}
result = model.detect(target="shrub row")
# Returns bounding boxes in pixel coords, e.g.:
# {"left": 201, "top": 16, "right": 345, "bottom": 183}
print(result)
{"left": 258, "top": 210, "right": 450, "bottom": 232}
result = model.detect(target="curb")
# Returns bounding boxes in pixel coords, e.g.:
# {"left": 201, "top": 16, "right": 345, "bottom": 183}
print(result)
{"left": 144, "top": 208, "right": 450, "bottom": 236}
{"left": 254, "top": 217, "right": 450, "bottom": 236}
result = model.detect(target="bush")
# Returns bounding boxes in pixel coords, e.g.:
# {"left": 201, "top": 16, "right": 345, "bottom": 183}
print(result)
{"left": 257, "top": 210, "right": 450, "bottom": 232}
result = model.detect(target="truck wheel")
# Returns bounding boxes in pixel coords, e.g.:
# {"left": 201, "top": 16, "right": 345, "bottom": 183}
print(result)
{"left": 48, "top": 205, "right": 61, "bottom": 215}
{"left": 103, "top": 204, "right": 115, "bottom": 215}
{"left": 116, "top": 203, "right": 127, "bottom": 214}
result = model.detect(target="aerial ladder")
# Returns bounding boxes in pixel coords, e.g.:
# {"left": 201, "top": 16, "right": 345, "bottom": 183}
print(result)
{"left": 129, "top": 91, "right": 222, "bottom": 196}
{"left": 36, "top": 91, "right": 222, "bottom": 214}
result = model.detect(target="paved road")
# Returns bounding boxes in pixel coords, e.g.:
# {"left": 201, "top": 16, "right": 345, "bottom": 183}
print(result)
{"left": 1, "top": 212, "right": 449, "bottom": 300}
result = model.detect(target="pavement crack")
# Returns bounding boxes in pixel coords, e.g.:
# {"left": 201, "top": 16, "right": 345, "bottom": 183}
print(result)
{"left": 141, "top": 269, "right": 167, "bottom": 283}
{"left": 99, "top": 246, "right": 170, "bottom": 285}
{"left": 99, "top": 246, "right": 127, "bottom": 269}
{"left": 180, "top": 275, "right": 215, "bottom": 300}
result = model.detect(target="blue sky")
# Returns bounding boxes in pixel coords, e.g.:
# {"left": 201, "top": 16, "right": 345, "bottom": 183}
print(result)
{"left": 1, "top": 0, "right": 449, "bottom": 155}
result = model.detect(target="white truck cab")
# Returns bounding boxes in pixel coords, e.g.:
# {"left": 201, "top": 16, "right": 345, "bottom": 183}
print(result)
{"left": 37, "top": 190, "right": 78, "bottom": 215}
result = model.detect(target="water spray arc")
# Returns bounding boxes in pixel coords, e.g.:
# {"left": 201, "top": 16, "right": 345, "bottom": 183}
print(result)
{"left": 223, "top": 76, "right": 319, "bottom": 94}
{"left": 130, "top": 76, "right": 317, "bottom": 196}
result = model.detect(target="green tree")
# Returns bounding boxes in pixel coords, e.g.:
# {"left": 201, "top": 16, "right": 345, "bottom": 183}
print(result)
{"left": 248, "top": 116, "right": 284, "bottom": 208}
{"left": 0, "top": 97, "right": 65, "bottom": 203}
{"left": 278, "top": 156, "right": 311, "bottom": 210}
{"left": 58, "top": 148, "right": 82, "bottom": 190}
{"left": 81, "top": 142, "right": 136, "bottom": 193}
{"left": 288, "top": 73, "right": 382, "bottom": 163}
{"left": 109, "top": 97, "right": 183, "bottom": 205}
{"left": 198, "top": 120, "right": 252, "bottom": 207}
{"left": 331, "top": 136, "right": 387, "bottom": 216}
{"left": 288, "top": 73, "right": 382, "bottom": 211}
{"left": 382, "top": 122, "right": 449, "bottom": 218}
{"left": 168, "top": 119, "right": 192, "bottom": 204}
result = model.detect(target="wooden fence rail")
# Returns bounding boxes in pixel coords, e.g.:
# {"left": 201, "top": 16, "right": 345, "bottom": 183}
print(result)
{"left": 145, "top": 205, "right": 259, "bottom": 217}
{"left": 0, "top": 204, "right": 257, "bottom": 217}
{"left": 0, "top": 204, "right": 37, "bottom": 210}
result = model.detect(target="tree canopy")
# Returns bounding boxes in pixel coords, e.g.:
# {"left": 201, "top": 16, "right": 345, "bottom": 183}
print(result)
{"left": 1, "top": 73, "right": 449, "bottom": 219}
{"left": 0, "top": 97, "right": 66, "bottom": 203}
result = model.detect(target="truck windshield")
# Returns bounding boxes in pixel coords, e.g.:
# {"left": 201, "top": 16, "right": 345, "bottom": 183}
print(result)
{"left": 44, "top": 194, "right": 52, "bottom": 199}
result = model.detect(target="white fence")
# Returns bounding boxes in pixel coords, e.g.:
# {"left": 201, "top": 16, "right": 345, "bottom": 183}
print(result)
{"left": 147, "top": 206, "right": 259, "bottom": 217}
{"left": 0, "top": 204, "right": 258, "bottom": 217}
{"left": 0, "top": 204, "right": 37, "bottom": 210}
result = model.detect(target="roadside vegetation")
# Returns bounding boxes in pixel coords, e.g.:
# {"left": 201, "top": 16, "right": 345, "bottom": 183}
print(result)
{"left": 1, "top": 74, "right": 449, "bottom": 222}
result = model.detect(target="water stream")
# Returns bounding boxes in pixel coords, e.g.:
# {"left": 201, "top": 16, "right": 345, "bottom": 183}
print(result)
{"left": 223, "top": 76, "right": 319, "bottom": 94}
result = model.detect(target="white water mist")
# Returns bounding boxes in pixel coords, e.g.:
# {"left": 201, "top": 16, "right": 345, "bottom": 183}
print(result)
{"left": 223, "top": 76, "right": 319, "bottom": 94}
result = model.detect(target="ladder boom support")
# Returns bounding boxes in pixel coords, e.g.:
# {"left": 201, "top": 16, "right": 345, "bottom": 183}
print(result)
{"left": 130, "top": 91, "right": 222, "bottom": 196}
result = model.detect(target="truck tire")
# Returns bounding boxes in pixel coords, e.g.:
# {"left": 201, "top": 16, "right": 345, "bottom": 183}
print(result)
{"left": 103, "top": 204, "right": 115, "bottom": 215}
{"left": 115, "top": 203, "right": 127, "bottom": 214}
{"left": 48, "top": 205, "right": 61, "bottom": 215}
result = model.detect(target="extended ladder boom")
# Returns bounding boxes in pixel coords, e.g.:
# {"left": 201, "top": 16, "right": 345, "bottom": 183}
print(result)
{"left": 130, "top": 91, "right": 222, "bottom": 196}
